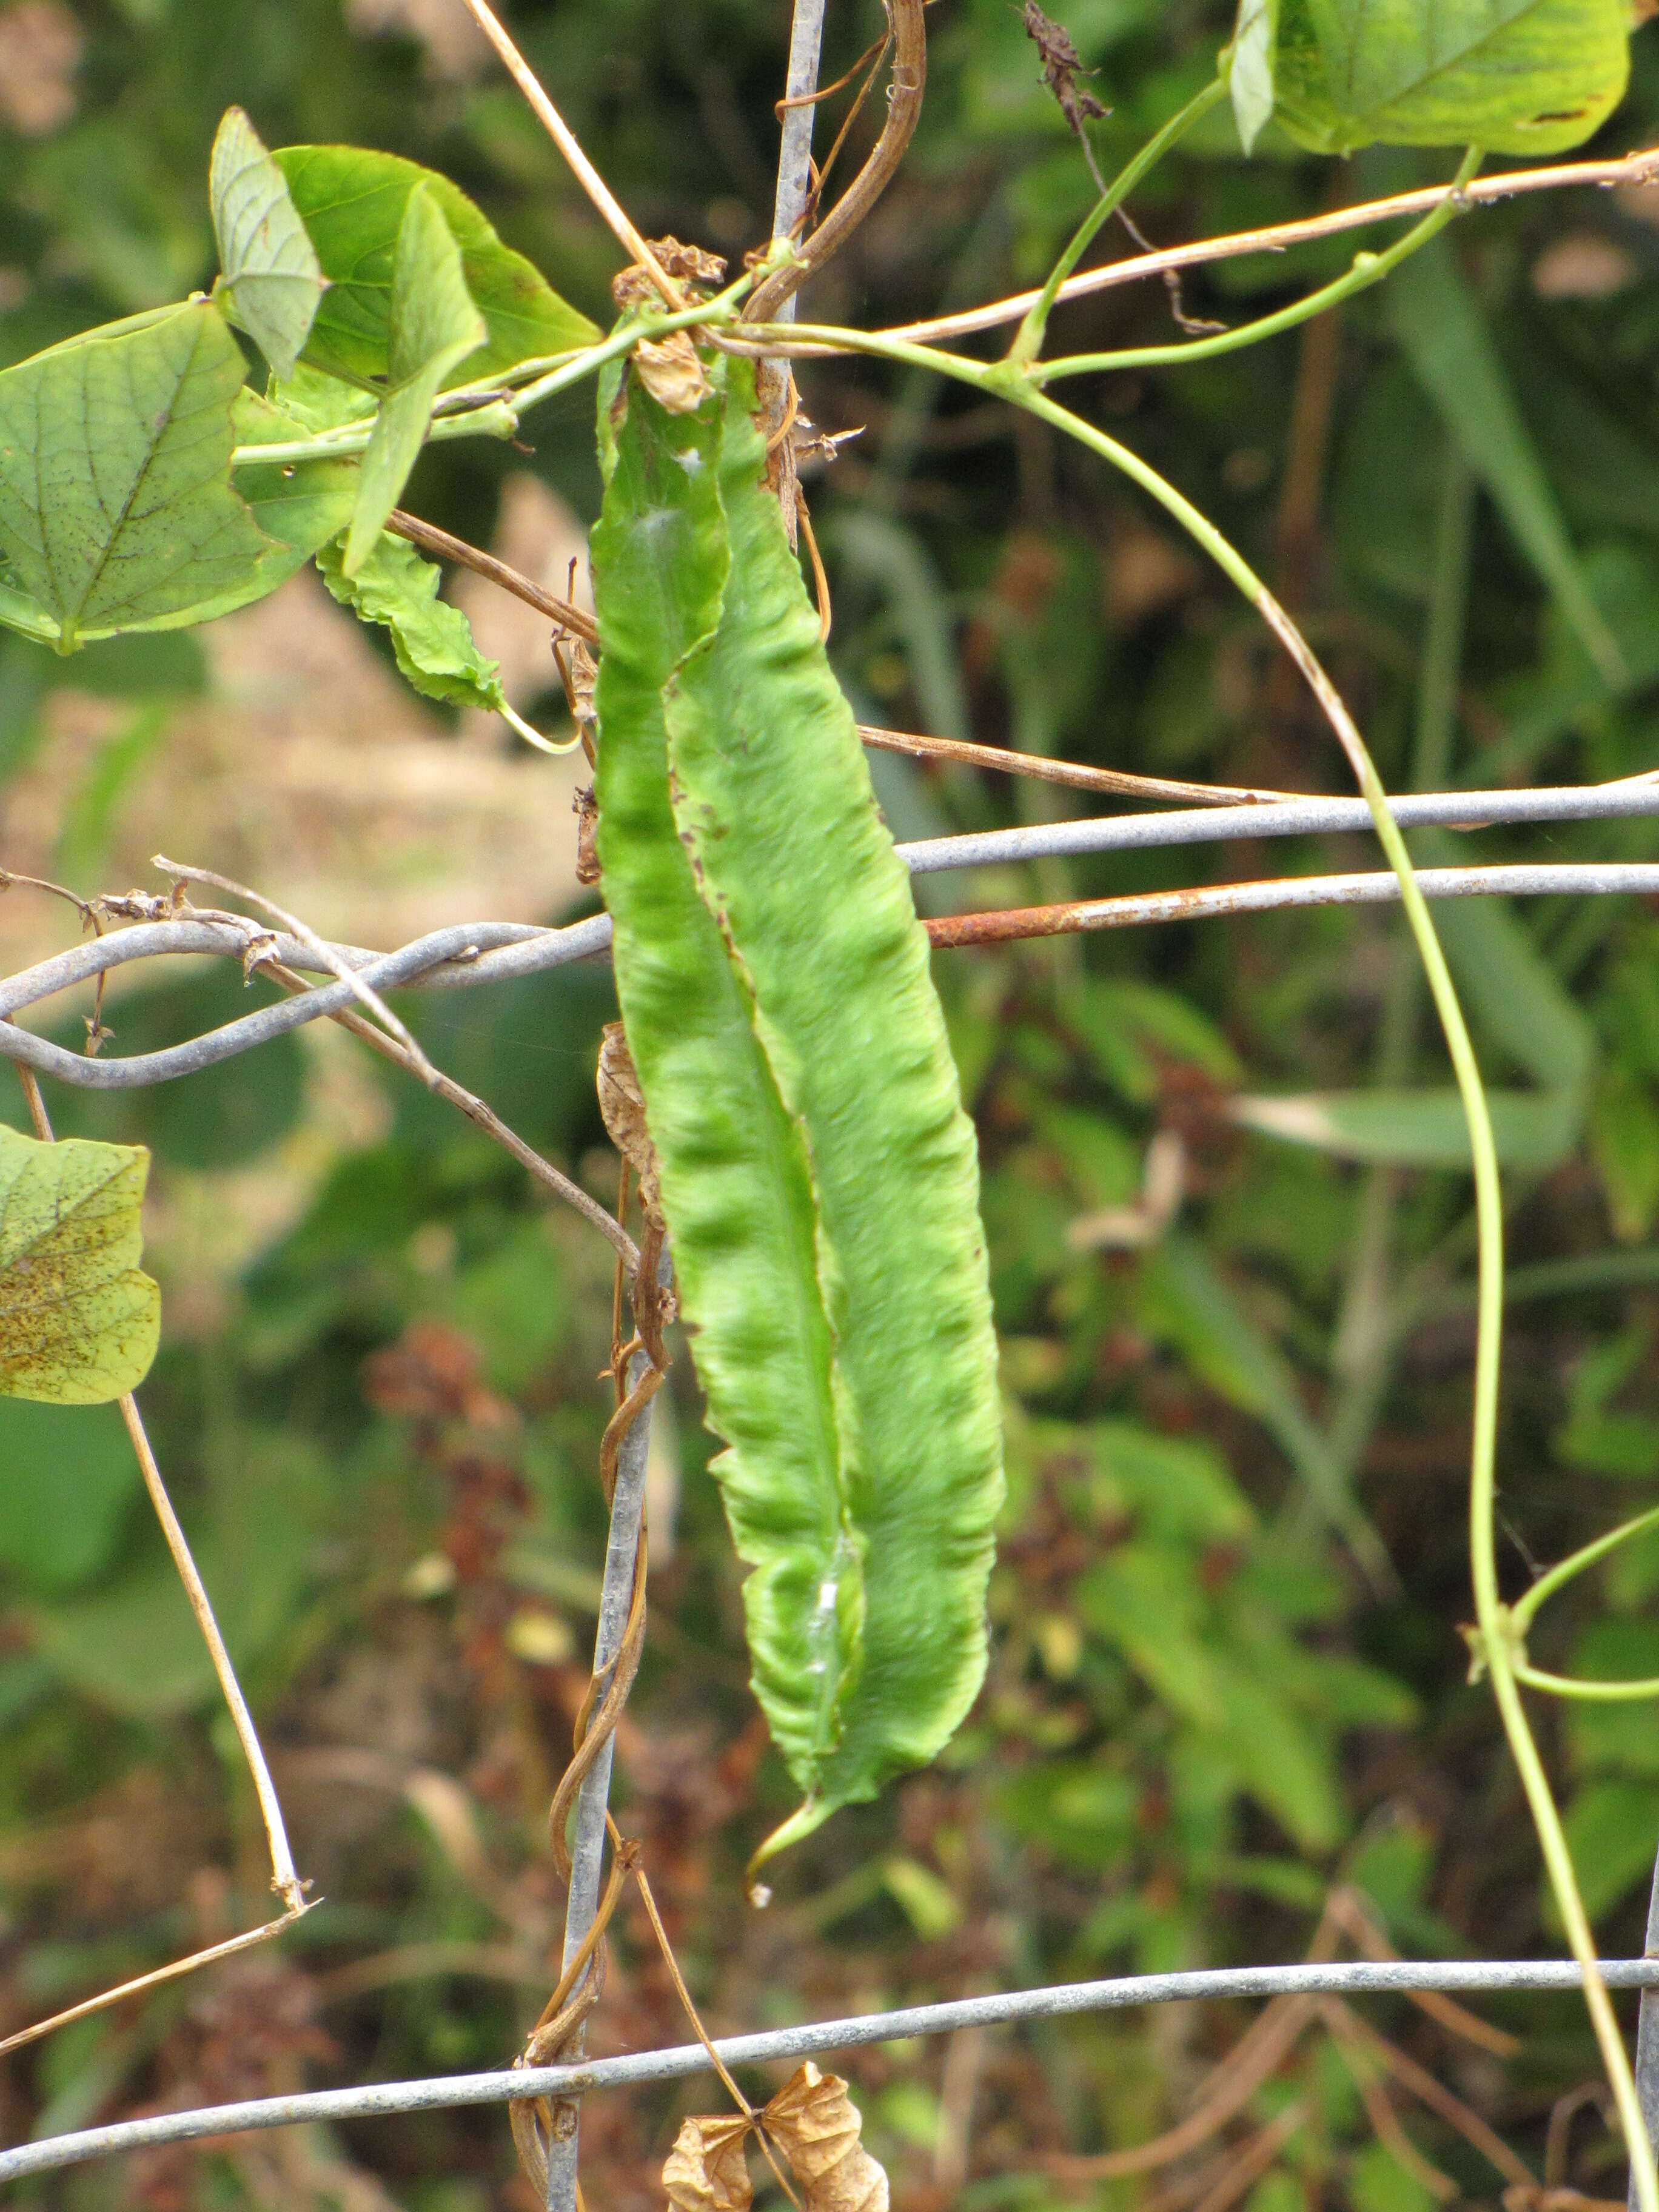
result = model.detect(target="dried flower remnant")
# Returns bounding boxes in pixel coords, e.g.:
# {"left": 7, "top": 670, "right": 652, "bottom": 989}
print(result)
{"left": 659, "top": 2064, "right": 889, "bottom": 2212}
{"left": 664, "top": 2113, "right": 755, "bottom": 2212}
{"left": 634, "top": 330, "right": 713, "bottom": 415}
{"left": 763, "top": 2064, "right": 889, "bottom": 2212}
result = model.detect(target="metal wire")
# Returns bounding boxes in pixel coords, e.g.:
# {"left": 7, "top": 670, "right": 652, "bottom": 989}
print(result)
{"left": 2, "top": 1956, "right": 1657, "bottom": 2185}
{"left": 1, "top": 783, "right": 1655, "bottom": 1092}
{"left": 2, "top": 772, "right": 1657, "bottom": 2194}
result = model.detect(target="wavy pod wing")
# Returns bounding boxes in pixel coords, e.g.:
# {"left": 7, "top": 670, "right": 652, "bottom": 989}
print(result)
{"left": 592, "top": 368, "right": 864, "bottom": 1791}
{"left": 591, "top": 352, "right": 1002, "bottom": 1852}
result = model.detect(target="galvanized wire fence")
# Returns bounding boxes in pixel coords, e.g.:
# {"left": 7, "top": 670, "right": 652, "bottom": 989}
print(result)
{"left": 6, "top": 0, "right": 1659, "bottom": 2194}
{"left": 5, "top": 771, "right": 1659, "bottom": 2201}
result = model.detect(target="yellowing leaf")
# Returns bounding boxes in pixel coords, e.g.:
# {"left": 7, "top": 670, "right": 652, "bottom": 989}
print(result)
{"left": 0, "top": 1125, "right": 159, "bottom": 1404}
{"left": 663, "top": 2114, "right": 754, "bottom": 2212}
{"left": 763, "top": 2064, "right": 889, "bottom": 2212}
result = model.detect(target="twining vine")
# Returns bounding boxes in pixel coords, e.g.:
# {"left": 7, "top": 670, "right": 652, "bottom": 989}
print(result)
{"left": 0, "top": 0, "right": 1655, "bottom": 2200}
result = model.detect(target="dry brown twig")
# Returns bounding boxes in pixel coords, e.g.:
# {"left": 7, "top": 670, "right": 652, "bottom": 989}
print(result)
{"left": 0, "top": 1067, "right": 313, "bottom": 2060}
{"left": 451, "top": 0, "right": 686, "bottom": 307}
{"left": 743, "top": 0, "right": 927, "bottom": 323}
{"left": 152, "top": 855, "right": 437, "bottom": 1084}
{"left": 261, "top": 960, "right": 640, "bottom": 1272}
{"left": 387, "top": 507, "right": 596, "bottom": 643}
{"left": 879, "top": 146, "right": 1659, "bottom": 347}
{"left": 1045, "top": 1885, "right": 1529, "bottom": 2199}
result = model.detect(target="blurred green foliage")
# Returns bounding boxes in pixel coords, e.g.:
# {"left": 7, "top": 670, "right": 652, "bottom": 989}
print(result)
{"left": 4, "top": 0, "right": 1659, "bottom": 2204}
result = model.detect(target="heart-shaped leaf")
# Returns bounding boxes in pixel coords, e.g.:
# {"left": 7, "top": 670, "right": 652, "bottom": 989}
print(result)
{"left": 209, "top": 106, "right": 327, "bottom": 383}
{"left": 343, "top": 184, "right": 486, "bottom": 575}
{"left": 0, "top": 301, "right": 278, "bottom": 651}
{"left": 0, "top": 1125, "right": 160, "bottom": 1405}
{"left": 231, "top": 387, "right": 361, "bottom": 564}
{"left": 1272, "top": 0, "right": 1631, "bottom": 154}
{"left": 272, "top": 143, "right": 597, "bottom": 386}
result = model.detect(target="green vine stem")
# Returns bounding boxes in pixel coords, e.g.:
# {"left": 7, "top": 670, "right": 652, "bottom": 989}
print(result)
{"left": 1513, "top": 1666, "right": 1659, "bottom": 1701}
{"left": 723, "top": 289, "right": 1659, "bottom": 2212}
{"left": 1512, "top": 1506, "right": 1659, "bottom": 1638}
{"left": 1005, "top": 76, "right": 1227, "bottom": 367}
{"left": 188, "top": 99, "right": 1659, "bottom": 2196}
{"left": 1029, "top": 146, "right": 1481, "bottom": 383}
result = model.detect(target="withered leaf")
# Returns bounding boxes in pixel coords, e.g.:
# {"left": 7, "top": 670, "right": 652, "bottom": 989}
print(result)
{"left": 574, "top": 783, "right": 602, "bottom": 885}
{"left": 597, "top": 1020, "right": 665, "bottom": 1227}
{"left": 634, "top": 330, "right": 712, "bottom": 415}
{"left": 612, "top": 236, "right": 729, "bottom": 309}
{"left": 1022, "top": 0, "right": 1109, "bottom": 134}
{"left": 568, "top": 635, "right": 598, "bottom": 726}
{"left": 763, "top": 2063, "right": 889, "bottom": 2212}
{"left": 663, "top": 2113, "right": 753, "bottom": 2212}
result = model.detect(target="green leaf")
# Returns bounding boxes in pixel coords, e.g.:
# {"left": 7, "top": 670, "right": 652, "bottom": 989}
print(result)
{"left": 1231, "top": 1085, "right": 1584, "bottom": 1170}
{"left": 592, "top": 351, "right": 1003, "bottom": 1855}
{"left": 344, "top": 185, "right": 486, "bottom": 575}
{"left": 0, "top": 1401, "right": 133, "bottom": 1593}
{"left": 1137, "top": 1236, "right": 1385, "bottom": 1580}
{"left": 230, "top": 387, "right": 361, "bottom": 563}
{"left": 1593, "top": 1067, "right": 1659, "bottom": 1244}
{"left": 1388, "top": 236, "right": 1621, "bottom": 680}
{"left": 272, "top": 142, "right": 598, "bottom": 387}
{"left": 1556, "top": 1777, "right": 1659, "bottom": 1922}
{"left": 0, "top": 301, "right": 279, "bottom": 651}
{"left": 0, "top": 1125, "right": 159, "bottom": 1404}
{"left": 1430, "top": 882, "right": 1596, "bottom": 1097}
{"left": 268, "top": 362, "right": 376, "bottom": 433}
{"left": 1228, "top": 0, "right": 1278, "bottom": 153}
{"left": 317, "top": 529, "right": 506, "bottom": 712}
{"left": 1272, "top": 0, "right": 1630, "bottom": 154}
{"left": 209, "top": 106, "right": 326, "bottom": 383}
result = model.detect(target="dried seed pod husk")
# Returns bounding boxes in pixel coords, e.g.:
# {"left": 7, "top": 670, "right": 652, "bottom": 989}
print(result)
{"left": 663, "top": 2112, "right": 754, "bottom": 2212}
{"left": 634, "top": 330, "right": 712, "bottom": 416}
{"left": 763, "top": 2063, "right": 889, "bottom": 2212}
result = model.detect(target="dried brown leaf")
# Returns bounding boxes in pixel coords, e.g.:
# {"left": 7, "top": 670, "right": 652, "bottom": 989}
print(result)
{"left": 574, "top": 784, "right": 601, "bottom": 885}
{"left": 613, "top": 236, "right": 728, "bottom": 308}
{"left": 1021, "top": 0, "right": 1108, "bottom": 136}
{"left": 634, "top": 330, "right": 712, "bottom": 415}
{"left": 664, "top": 2113, "right": 754, "bottom": 2212}
{"left": 597, "top": 1021, "right": 664, "bottom": 1227}
{"left": 568, "top": 637, "right": 598, "bottom": 725}
{"left": 763, "top": 2063, "right": 889, "bottom": 2212}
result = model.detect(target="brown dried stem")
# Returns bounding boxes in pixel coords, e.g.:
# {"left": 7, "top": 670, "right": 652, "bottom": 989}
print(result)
{"left": 0, "top": 1070, "right": 313, "bottom": 2056}
{"left": 388, "top": 508, "right": 596, "bottom": 643}
{"left": 261, "top": 962, "right": 638, "bottom": 1272}
{"left": 451, "top": 0, "right": 686, "bottom": 306}
{"left": 744, "top": 0, "right": 927, "bottom": 322}
{"left": 860, "top": 724, "right": 1288, "bottom": 806}
{"left": 881, "top": 146, "right": 1659, "bottom": 347}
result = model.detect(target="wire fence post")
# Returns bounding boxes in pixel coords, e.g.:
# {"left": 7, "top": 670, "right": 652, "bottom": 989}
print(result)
{"left": 543, "top": 1290, "right": 666, "bottom": 2212}
{"left": 1629, "top": 1844, "right": 1659, "bottom": 2211}
{"left": 769, "top": 0, "right": 826, "bottom": 321}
